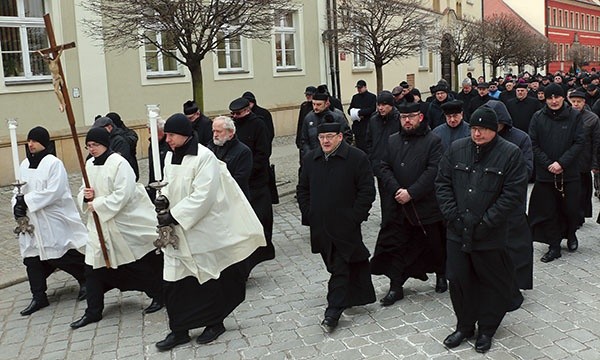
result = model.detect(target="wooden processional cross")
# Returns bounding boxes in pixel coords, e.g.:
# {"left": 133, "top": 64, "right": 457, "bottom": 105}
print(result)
{"left": 39, "top": 14, "right": 111, "bottom": 268}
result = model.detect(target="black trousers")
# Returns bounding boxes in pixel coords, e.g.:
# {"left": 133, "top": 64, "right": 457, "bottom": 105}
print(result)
{"left": 446, "top": 241, "right": 522, "bottom": 337}
{"left": 84, "top": 251, "right": 163, "bottom": 318}
{"left": 320, "top": 245, "right": 375, "bottom": 317}
{"left": 529, "top": 180, "right": 580, "bottom": 250}
{"left": 580, "top": 172, "right": 593, "bottom": 220}
{"left": 23, "top": 249, "right": 86, "bottom": 301}
{"left": 246, "top": 185, "right": 275, "bottom": 273}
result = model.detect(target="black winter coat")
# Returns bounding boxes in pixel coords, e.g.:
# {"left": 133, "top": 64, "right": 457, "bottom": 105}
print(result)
{"left": 427, "top": 95, "right": 454, "bottom": 129}
{"left": 208, "top": 136, "right": 253, "bottom": 198}
{"left": 465, "top": 95, "right": 491, "bottom": 121}
{"left": 295, "top": 101, "right": 313, "bottom": 149}
{"left": 529, "top": 104, "right": 584, "bottom": 183}
{"left": 379, "top": 122, "right": 444, "bottom": 225}
{"left": 435, "top": 136, "right": 528, "bottom": 251}
{"left": 252, "top": 104, "right": 274, "bottom": 155}
{"left": 456, "top": 89, "right": 478, "bottom": 120}
{"left": 506, "top": 97, "right": 542, "bottom": 133}
{"left": 365, "top": 108, "right": 400, "bottom": 178}
{"left": 110, "top": 127, "right": 139, "bottom": 181}
{"left": 297, "top": 141, "right": 375, "bottom": 262}
{"left": 576, "top": 108, "right": 600, "bottom": 172}
{"left": 234, "top": 112, "right": 270, "bottom": 188}
{"left": 192, "top": 114, "right": 213, "bottom": 147}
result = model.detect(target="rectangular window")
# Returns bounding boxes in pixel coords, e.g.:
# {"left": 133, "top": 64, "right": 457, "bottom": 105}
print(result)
{"left": 273, "top": 11, "right": 298, "bottom": 70}
{"left": 0, "top": 0, "right": 50, "bottom": 81}
{"left": 144, "top": 31, "right": 179, "bottom": 76}
{"left": 559, "top": 10, "right": 562, "bottom": 27}
{"left": 572, "top": 12, "right": 575, "bottom": 28}
{"left": 576, "top": 13, "right": 579, "bottom": 29}
{"left": 553, "top": 8, "right": 557, "bottom": 26}
{"left": 352, "top": 37, "right": 367, "bottom": 69}
{"left": 216, "top": 29, "right": 243, "bottom": 72}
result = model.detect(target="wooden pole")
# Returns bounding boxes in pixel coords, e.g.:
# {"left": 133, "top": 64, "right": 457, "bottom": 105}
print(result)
{"left": 42, "top": 14, "right": 111, "bottom": 268}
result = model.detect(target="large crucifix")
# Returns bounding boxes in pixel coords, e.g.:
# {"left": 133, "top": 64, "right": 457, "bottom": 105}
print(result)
{"left": 39, "top": 14, "right": 111, "bottom": 268}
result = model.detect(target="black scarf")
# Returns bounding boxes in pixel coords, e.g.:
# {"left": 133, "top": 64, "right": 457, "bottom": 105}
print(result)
{"left": 27, "top": 149, "right": 51, "bottom": 169}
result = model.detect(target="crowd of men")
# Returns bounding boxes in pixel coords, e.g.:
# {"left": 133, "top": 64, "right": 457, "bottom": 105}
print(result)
{"left": 11, "top": 69, "right": 599, "bottom": 354}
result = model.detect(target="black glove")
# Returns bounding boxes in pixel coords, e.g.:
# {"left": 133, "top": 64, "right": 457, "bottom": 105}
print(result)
{"left": 157, "top": 210, "right": 178, "bottom": 227}
{"left": 13, "top": 194, "right": 27, "bottom": 219}
{"left": 473, "top": 221, "right": 491, "bottom": 241}
{"left": 154, "top": 194, "right": 170, "bottom": 213}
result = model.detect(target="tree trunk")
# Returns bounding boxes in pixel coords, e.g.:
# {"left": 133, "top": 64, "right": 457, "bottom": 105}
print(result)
{"left": 453, "top": 62, "right": 460, "bottom": 92}
{"left": 189, "top": 63, "right": 205, "bottom": 112}
{"left": 375, "top": 64, "right": 384, "bottom": 94}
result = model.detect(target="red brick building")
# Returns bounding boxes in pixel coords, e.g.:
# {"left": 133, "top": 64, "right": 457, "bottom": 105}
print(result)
{"left": 546, "top": 0, "right": 600, "bottom": 74}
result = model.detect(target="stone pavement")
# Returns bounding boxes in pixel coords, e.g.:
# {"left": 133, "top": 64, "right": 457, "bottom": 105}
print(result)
{"left": 2, "top": 136, "right": 600, "bottom": 359}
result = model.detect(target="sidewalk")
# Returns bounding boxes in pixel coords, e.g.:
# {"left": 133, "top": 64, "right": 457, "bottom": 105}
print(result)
{"left": 2, "top": 136, "right": 600, "bottom": 359}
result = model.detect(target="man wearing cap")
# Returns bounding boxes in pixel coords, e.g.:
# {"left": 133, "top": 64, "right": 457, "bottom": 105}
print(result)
{"left": 208, "top": 115, "right": 253, "bottom": 198}
{"left": 488, "top": 82, "right": 501, "bottom": 100}
{"left": 527, "top": 79, "right": 540, "bottom": 98}
{"left": 297, "top": 120, "right": 376, "bottom": 333}
{"left": 465, "top": 83, "right": 492, "bottom": 120}
{"left": 183, "top": 100, "right": 212, "bottom": 146}
{"left": 295, "top": 86, "right": 317, "bottom": 151}
{"left": 12, "top": 126, "right": 88, "bottom": 316}
{"left": 228, "top": 97, "right": 274, "bottom": 272}
{"left": 585, "top": 83, "right": 600, "bottom": 107}
{"left": 456, "top": 79, "right": 478, "bottom": 120}
{"left": 435, "top": 107, "right": 526, "bottom": 353}
{"left": 365, "top": 91, "right": 400, "bottom": 225}
{"left": 348, "top": 79, "right": 377, "bottom": 152}
{"left": 392, "top": 86, "right": 407, "bottom": 107}
{"left": 499, "top": 80, "right": 516, "bottom": 104}
{"left": 567, "top": 90, "right": 600, "bottom": 227}
{"left": 153, "top": 113, "right": 265, "bottom": 350}
{"left": 92, "top": 116, "right": 140, "bottom": 180}
{"left": 483, "top": 100, "right": 534, "bottom": 290}
{"left": 427, "top": 83, "right": 453, "bottom": 128}
{"left": 506, "top": 83, "right": 542, "bottom": 134}
{"left": 301, "top": 92, "right": 351, "bottom": 159}
{"left": 71, "top": 127, "right": 163, "bottom": 329}
{"left": 528, "top": 83, "right": 585, "bottom": 263}
{"left": 432, "top": 100, "right": 470, "bottom": 151}
{"left": 371, "top": 102, "right": 447, "bottom": 306}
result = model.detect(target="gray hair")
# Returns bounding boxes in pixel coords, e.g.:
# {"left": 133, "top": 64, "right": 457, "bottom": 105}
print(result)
{"left": 462, "top": 78, "right": 472, "bottom": 86}
{"left": 213, "top": 116, "right": 236, "bottom": 134}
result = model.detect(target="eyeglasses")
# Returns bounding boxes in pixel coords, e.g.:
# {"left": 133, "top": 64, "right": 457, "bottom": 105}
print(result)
{"left": 318, "top": 133, "right": 339, "bottom": 141}
{"left": 400, "top": 113, "right": 420, "bottom": 120}
{"left": 84, "top": 143, "right": 102, "bottom": 150}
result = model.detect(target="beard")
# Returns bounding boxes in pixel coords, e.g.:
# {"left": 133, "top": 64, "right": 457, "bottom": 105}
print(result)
{"left": 213, "top": 138, "right": 226, "bottom": 146}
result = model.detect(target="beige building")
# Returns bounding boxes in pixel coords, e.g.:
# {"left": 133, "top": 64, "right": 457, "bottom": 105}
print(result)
{"left": 0, "top": 0, "right": 483, "bottom": 185}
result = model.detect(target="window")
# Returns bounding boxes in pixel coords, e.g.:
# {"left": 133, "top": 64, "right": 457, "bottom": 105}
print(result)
{"left": 144, "top": 31, "right": 180, "bottom": 76}
{"left": 553, "top": 8, "right": 557, "bottom": 26}
{"left": 352, "top": 36, "right": 367, "bottom": 69}
{"left": 0, "top": 0, "right": 50, "bottom": 81}
{"left": 572, "top": 12, "right": 575, "bottom": 28}
{"left": 273, "top": 11, "right": 299, "bottom": 70}
{"left": 560, "top": 44, "right": 564, "bottom": 61}
{"left": 216, "top": 29, "right": 244, "bottom": 72}
{"left": 419, "top": 45, "right": 428, "bottom": 69}
{"left": 576, "top": 13, "right": 579, "bottom": 29}
{"left": 559, "top": 10, "right": 562, "bottom": 27}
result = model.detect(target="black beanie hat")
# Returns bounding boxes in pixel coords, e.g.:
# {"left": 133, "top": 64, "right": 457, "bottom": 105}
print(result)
{"left": 377, "top": 91, "right": 395, "bottom": 106}
{"left": 470, "top": 107, "right": 498, "bottom": 132}
{"left": 27, "top": 126, "right": 51, "bottom": 148}
{"left": 85, "top": 127, "right": 110, "bottom": 148}
{"left": 105, "top": 112, "right": 124, "bottom": 128}
{"left": 242, "top": 91, "right": 256, "bottom": 103}
{"left": 544, "top": 83, "right": 565, "bottom": 98}
{"left": 164, "top": 113, "right": 193, "bottom": 136}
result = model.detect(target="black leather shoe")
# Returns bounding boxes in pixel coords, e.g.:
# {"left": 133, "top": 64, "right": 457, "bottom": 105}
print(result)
{"left": 196, "top": 323, "right": 226, "bottom": 344}
{"left": 435, "top": 275, "right": 448, "bottom": 293}
{"left": 156, "top": 331, "right": 191, "bottom": 351}
{"left": 20, "top": 298, "right": 49, "bottom": 316}
{"left": 380, "top": 288, "right": 404, "bottom": 306}
{"left": 320, "top": 316, "right": 339, "bottom": 332}
{"left": 475, "top": 333, "right": 493, "bottom": 353}
{"left": 541, "top": 249, "right": 561, "bottom": 263}
{"left": 143, "top": 298, "right": 163, "bottom": 314}
{"left": 70, "top": 314, "right": 101, "bottom": 329}
{"left": 77, "top": 285, "right": 87, "bottom": 301}
{"left": 443, "top": 330, "right": 474, "bottom": 348}
{"left": 567, "top": 235, "right": 579, "bottom": 252}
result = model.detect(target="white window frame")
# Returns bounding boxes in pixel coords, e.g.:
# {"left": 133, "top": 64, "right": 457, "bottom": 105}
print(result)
{"left": 215, "top": 26, "right": 247, "bottom": 73}
{"left": 272, "top": 9, "right": 305, "bottom": 76}
{"left": 352, "top": 35, "right": 369, "bottom": 70}
{"left": 0, "top": 0, "right": 50, "bottom": 83}
{"left": 144, "top": 31, "right": 181, "bottom": 77}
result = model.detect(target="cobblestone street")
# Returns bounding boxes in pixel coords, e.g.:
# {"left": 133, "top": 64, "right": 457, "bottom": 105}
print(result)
{"left": 2, "top": 136, "right": 600, "bottom": 359}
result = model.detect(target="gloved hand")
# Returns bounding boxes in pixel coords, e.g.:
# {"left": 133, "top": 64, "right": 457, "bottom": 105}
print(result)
{"left": 154, "top": 194, "right": 170, "bottom": 213}
{"left": 473, "top": 220, "right": 491, "bottom": 241}
{"left": 13, "top": 194, "right": 27, "bottom": 219}
{"left": 157, "top": 210, "right": 178, "bottom": 227}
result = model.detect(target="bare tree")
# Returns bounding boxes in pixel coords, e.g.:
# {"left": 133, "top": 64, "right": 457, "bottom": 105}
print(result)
{"left": 568, "top": 33, "right": 591, "bottom": 74}
{"left": 478, "top": 14, "right": 528, "bottom": 78}
{"left": 82, "top": 0, "right": 291, "bottom": 110}
{"left": 439, "top": 16, "right": 484, "bottom": 91}
{"left": 525, "top": 36, "right": 555, "bottom": 74}
{"left": 335, "top": 0, "right": 437, "bottom": 93}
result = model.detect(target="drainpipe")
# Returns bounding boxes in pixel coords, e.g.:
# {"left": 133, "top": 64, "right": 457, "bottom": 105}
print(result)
{"left": 332, "top": 0, "right": 341, "bottom": 100}
{"left": 325, "top": 0, "right": 336, "bottom": 95}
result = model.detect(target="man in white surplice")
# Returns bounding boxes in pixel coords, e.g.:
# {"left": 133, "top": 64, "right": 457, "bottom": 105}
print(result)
{"left": 12, "top": 126, "right": 87, "bottom": 316}
{"left": 154, "top": 113, "right": 265, "bottom": 351}
{"left": 69, "top": 127, "right": 163, "bottom": 329}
